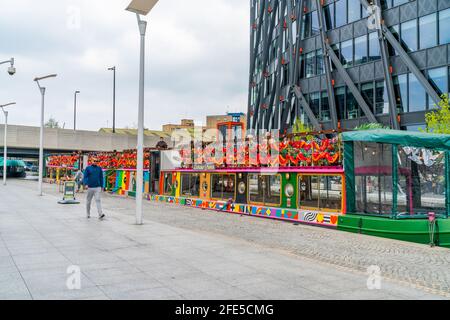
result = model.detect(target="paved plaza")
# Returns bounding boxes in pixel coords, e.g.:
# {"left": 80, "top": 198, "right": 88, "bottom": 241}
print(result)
{"left": 0, "top": 179, "right": 449, "bottom": 300}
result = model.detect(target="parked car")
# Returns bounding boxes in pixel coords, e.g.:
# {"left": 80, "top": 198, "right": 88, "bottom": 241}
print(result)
{"left": 0, "top": 159, "right": 27, "bottom": 178}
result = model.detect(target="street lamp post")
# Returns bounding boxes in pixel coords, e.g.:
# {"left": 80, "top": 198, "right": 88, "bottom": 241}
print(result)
{"left": 1, "top": 103, "right": 16, "bottom": 186}
{"left": 34, "top": 74, "right": 57, "bottom": 196}
{"left": 108, "top": 67, "right": 116, "bottom": 133}
{"left": 74, "top": 91, "right": 80, "bottom": 130}
{"left": 126, "top": 0, "right": 159, "bottom": 225}
{"left": 0, "top": 58, "right": 16, "bottom": 186}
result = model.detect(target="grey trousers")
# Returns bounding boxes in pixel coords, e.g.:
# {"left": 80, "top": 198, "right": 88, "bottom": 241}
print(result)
{"left": 86, "top": 187, "right": 103, "bottom": 217}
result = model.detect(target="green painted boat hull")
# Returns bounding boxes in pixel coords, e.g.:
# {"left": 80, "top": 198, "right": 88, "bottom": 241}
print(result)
{"left": 338, "top": 214, "right": 450, "bottom": 248}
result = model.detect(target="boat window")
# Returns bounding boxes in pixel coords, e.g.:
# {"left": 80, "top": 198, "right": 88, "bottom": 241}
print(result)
{"left": 298, "top": 175, "right": 342, "bottom": 211}
{"left": 249, "top": 174, "right": 265, "bottom": 203}
{"left": 319, "top": 176, "right": 343, "bottom": 210}
{"left": 266, "top": 175, "right": 281, "bottom": 205}
{"left": 211, "top": 174, "right": 236, "bottom": 200}
{"left": 181, "top": 173, "right": 200, "bottom": 197}
{"left": 163, "top": 173, "right": 173, "bottom": 195}
{"left": 299, "top": 175, "right": 320, "bottom": 208}
{"left": 354, "top": 142, "right": 393, "bottom": 215}
{"left": 397, "top": 147, "right": 446, "bottom": 216}
{"left": 248, "top": 174, "right": 281, "bottom": 206}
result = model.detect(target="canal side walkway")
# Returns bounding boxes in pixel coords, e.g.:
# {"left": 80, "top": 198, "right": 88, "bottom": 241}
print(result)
{"left": 0, "top": 179, "right": 448, "bottom": 300}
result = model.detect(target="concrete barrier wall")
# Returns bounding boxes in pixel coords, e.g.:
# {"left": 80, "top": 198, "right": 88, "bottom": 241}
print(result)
{"left": 0, "top": 124, "right": 172, "bottom": 152}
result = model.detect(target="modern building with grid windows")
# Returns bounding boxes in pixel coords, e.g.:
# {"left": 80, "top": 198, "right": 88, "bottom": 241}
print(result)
{"left": 247, "top": 0, "right": 450, "bottom": 133}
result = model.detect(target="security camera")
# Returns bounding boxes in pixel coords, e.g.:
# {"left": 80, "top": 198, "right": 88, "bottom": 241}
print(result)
{"left": 7, "top": 66, "right": 16, "bottom": 76}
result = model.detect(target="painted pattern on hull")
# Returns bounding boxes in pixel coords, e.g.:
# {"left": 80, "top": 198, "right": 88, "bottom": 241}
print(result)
{"left": 148, "top": 195, "right": 339, "bottom": 227}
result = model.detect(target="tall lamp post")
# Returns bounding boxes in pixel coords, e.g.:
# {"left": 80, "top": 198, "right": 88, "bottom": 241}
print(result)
{"left": 74, "top": 91, "right": 80, "bottom": 130}
{"left": 34, "top": 74, "right": 57, "bottom": 196}
{"left": 0, "top": 58, "right": 16, "bottom": 186}
{"left": 126, "top": 0, "right": 159, "bottom": 225}
{"left": 108, "top": 66, "right": 116, "bottom": 133}
{"left": 1, "top": 102, "right": 16, "bottom": 186}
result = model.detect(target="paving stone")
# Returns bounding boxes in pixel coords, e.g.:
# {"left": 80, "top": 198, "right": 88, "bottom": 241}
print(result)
{"left": 0, "top": 179, "right": 447, "bottom": 300}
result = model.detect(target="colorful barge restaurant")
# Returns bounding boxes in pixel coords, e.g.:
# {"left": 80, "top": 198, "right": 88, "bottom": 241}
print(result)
{"left": 155, "top": 129, "right": 450, "bottom": 248}
{"left": 46, "top": 130, "right": 450, "bottom": 248}
{"left": 45, "top": 149, "right": 162, "bottom": 194}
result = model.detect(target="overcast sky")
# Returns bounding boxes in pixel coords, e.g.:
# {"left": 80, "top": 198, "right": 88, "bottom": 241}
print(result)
{"left": 0, "top": 0, "right": 249, "bottom": 131}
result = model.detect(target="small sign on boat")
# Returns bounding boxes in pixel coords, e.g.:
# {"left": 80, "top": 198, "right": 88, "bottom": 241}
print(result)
{"left": 193, "top": 164, "right": 216, "bottom": 171}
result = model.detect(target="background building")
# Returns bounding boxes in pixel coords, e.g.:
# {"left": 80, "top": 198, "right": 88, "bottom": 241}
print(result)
{"left": 162, "top": 119, "right": 196, "bottom": 134}
{"left": 247, "top": 0, "right": 450, "bottom": 133}
{"left": 206, "top": 113, "right": 247, "bottom": 130}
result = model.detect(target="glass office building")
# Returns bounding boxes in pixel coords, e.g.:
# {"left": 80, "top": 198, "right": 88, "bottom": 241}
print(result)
{"left": 247, "top": 0, "right": 450, "bottom": 133}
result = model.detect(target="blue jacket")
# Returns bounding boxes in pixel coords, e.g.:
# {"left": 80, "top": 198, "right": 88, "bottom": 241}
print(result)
{"left": 83, "top": 165, "right": 104, "bottom": 188}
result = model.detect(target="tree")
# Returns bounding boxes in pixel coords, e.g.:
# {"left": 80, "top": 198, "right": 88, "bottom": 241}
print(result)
{"left": 292, "top": 117, "right": 312, "bottom": 133}
{"left": 291, "top": 117, "right": 313, "bottom": 141}
{"left": 45, "top": 117, "right": 60, "bottom": 129}
{"left": 421, "top": 94, "right": 450, "bottom": 134}
{"left": 354, "top": 123, "right": 389, "bottom": 131}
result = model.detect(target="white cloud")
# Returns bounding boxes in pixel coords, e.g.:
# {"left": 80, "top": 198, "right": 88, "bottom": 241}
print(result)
{"left": 0, "top": 0, "right": 249, "bottom": 131}
{"left": 78, "top": 48, "right": 120, "bottom": 72}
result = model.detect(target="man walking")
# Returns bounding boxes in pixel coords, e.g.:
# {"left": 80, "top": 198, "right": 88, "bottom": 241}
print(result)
{"left": 83, "top": 158, "right": 105, "bottom": 220}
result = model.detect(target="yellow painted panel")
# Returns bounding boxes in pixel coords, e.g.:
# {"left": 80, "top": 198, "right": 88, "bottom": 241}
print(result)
{"left": 175, "top": 172, "right": 181, "bottom": 198}
{"left": 199, "top": 173, "right": 210, "bottom": 200}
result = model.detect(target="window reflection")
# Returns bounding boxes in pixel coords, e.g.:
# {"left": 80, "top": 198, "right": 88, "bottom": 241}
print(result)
{"left": 320, "top": 91, "right": 330, "bottom": 121}
{"left": 354, "top": 35, "right": 368, "bottom": 65}
{"left": 348, "top": 0, "right": 361, "bottom": 23}
{"left": 316, "top": 49, "right": 324, "bottom": 75}
{"left": 368, "top": 32, "right": 380, "bottom": 61}
{"left": 355, "top": 142, "right": 393, "bottom": 216}
{"left": 428, "top": 67, "right": 447, "bottom": 106}
{"left": 408, "top": 73, "right": 426, "bottom": 112}
{"left": 392, "top": 0, "right": 408, "bottom": 6}
{"left": 324, "top": 4, "right": 334, "bottom": 30}
{"left": 335, "top": 0, "right": 347, "bottom": 27}
{"left": 419, "top": 13, "right": 437, "bottom": 50}
{"left": 302, "top": 12, "right": 312, "bottom": 39}
{"left": 439, "top": 8, "right": 450, "bottom": 45}
{"left": 309, "top": 92, "right": 320, "bottom": 119}
{"left": 341, "top": 39, "right": 353, "bottom": 67}
{"left": 312, "top": 11, "right": 320, "bottom": 36}
{"left": 305, "top": 51, "right": 316, "bottom": 78}
{"left": 249, "top": 174, "right": 281, "bottom": 206}
{"left": 164, "top": 173, "right": 173, "bottom": 195}
{"left": 375, "top": 81, "right": 389, "bottom": 115}
{"left": 335, "top": 87, "right": 346, "bottom": 120}
{"left": 388, "top": 24, "right": 400, "bottom": 56}
{"left": 397, "top": 147, "right": 446, "bottom": 215}
{"left": 393, "top": 74, "right": 408, "bottom": 113}
{"left": 181, "top": 173, "right": 200, "bottom": 197}
{"left": 361, "top": 82, "right": 374, "bottom": 113}
{"left": 400, "top": 19, "right": 417, "bottom": 52}
{"left": 346, "top": 89, "right": 359, "bottom": 119}
{"left": 298, "top": 175, "right": 342, "bottom": 211}
{"left": 211, "top": 174, "right": 235, "bottom": 200}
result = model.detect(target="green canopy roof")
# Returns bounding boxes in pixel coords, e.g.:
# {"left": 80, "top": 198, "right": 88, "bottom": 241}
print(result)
{"left": 0, "top": 158, "right": 26, "bottom": 167}
{"left": 342, "top": 129, "right": 450, "bottom": 151}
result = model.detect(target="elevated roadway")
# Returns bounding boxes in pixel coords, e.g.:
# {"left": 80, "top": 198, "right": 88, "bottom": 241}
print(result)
{"left": 0, "top": 124, "right": 171, "bottom": 158}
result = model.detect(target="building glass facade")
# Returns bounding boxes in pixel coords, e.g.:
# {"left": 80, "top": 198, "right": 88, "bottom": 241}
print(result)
{"left": 248, "top": 0, "right": 450, "bottom": 133}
